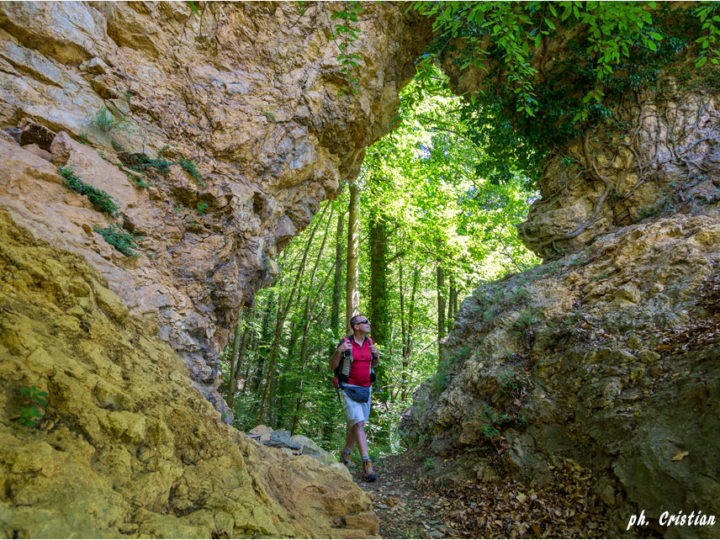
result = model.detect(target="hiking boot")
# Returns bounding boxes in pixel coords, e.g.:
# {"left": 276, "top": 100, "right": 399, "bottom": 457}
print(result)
{"left": 341, "top": 450, "right": 355, "bottom": 469}
{"left": 362, "top": 459, "right": 376, "bottom": 482}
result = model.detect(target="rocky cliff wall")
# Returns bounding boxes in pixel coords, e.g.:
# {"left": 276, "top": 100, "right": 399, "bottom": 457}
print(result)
{"left": 0, "top": 208, "right": 377, "bottom": 538}
{"left": 0, "top": 1, "right": 431, "bottom": 537}
{"left": 401, "top": 84, "right": 720, "bottom": 537}
{"left": 0, "top": 1, "right": 429, "bottom": 417}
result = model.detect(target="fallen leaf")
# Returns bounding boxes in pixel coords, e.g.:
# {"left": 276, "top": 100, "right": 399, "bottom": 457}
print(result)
{"left": 672, "top": 451, "right": 689, "bottom": 461}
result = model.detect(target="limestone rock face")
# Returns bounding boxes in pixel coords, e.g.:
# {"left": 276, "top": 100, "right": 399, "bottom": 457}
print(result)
{"left": 405, "top": 71, "right": 720, "bottom": 535}
{"left": 0, "top": 1, "right": 430, "bottom": 537}
{"left": 0, "top": 1, "right": 430, "bottom": 417}
{"left": 401, "top": 206, "right": 720, "bottom": 536}
{"left": 0, "top": 209, "right": 377, "bottom": 538}
{"left": 518, "top": 86, "right": 720, "bottom": 259}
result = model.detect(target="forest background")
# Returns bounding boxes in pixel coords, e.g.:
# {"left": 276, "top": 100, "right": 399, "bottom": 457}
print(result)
{"left": 218, "top": 0, "right": 720, "bottom": 459}
{"left": 218, "top": 70, "right": 540, "bottom": 457}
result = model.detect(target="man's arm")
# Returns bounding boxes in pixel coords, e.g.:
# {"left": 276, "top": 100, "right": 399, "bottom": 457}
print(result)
{"left": 329, "top": 347, "right": 342, "bottom": 371}
{"left": 329, "top": 339, "right": 352, "bottom": 371}
{"left": 369, "top": 343, "right": 379, "bottom": 367}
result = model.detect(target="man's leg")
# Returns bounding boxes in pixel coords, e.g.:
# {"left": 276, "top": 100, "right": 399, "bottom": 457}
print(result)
{"left": 354, "top": 421, "right": 369, "bottom": 457}
{"left": 344, "top": 423, "right": 357, "bottom": 453}
{"left": 355, "top": 421, "right": 376, "bottom": 481}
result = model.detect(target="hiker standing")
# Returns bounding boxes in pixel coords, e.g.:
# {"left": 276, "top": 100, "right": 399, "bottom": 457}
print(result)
{"left": 329, "top": 314, "right": 379, "bottom": 482}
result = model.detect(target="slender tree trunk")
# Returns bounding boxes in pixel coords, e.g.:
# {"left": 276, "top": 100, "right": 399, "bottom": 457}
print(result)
{"left": 250, "top": 291, "right": 276, "bottom": 395}
{"left": 275, "top": 316, "right": 302, "bottom": 428}
{"left": 346, "top": 180, "right": 360, "bottom": 331}
{"left": 401, "top": 267, "right": 419, "bottom": 402}
{"left": 447, "top": 275, "right": 457, "bottom": 333}
{"left": 369, "top": 215, "right": 389, "bottom": 345}
{"left": 255, "top": 203, "right": 329, "bottom": 425}
{"left": 289, "top": 207, "right": 334, "bottom": 434}
{"left": 226, "top": 305, "right": 250, "bottom": 409}
{"left": 437, "top": 262, "right": 446, "bottom": 341}
{"left": 331, "top": 208, "right": 345, "bottom": 345}
{"left": 399, "top": 260, "right": 407, "bottom": 400}
{"left": 369, "top": 212, "right": 392, "bottom": 446}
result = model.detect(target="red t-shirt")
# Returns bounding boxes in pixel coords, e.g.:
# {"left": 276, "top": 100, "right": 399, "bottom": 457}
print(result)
{"left": 342, "top": 336, "right": 373, "bottom": 387}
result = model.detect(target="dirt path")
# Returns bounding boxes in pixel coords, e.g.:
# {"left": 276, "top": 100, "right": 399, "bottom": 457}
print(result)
{"left": 350, "top": 447, "right": 460, "bottom": 539}
{"left": 346, "top": 445, "right": 611, "bottom": 538}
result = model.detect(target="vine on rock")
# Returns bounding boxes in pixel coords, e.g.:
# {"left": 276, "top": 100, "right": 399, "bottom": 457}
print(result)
{"left": 413, "top": 2, "right": 718, "bottom": 185}
{"left": 328, "top": 1, "right": 364, "bottom": 96}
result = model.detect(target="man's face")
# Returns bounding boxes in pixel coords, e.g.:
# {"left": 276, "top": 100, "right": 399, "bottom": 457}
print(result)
{"left": 353, "top": 317, "right": 370, "bottom": 331}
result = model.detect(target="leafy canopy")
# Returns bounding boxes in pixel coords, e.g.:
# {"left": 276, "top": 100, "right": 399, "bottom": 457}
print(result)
{"left": 413, "top": 1, "right": 719, "bottom": 183}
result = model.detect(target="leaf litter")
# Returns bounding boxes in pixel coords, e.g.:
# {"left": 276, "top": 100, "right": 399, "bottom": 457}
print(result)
{"left": 357, "top": 445, "right": 610, "bottom": 538}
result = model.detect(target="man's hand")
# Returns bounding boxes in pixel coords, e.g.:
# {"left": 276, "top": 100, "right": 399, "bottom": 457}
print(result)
{"left": 369, "top": 343, "right": 379, "bottom": 358}
{"left": 338, "top": 340, "right": 352, "bottom": 354}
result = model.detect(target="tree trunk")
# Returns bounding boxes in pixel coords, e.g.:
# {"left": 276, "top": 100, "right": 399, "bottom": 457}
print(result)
{"left": 401, "top": 267, "right": 419, "bottom": 402}
{"left": 226, "top": 305, "right": 250, "bottom": 409}
{"left": 289, "top": 207, "right": 334, "bottom": 434}
{"left": 447, "top": 275, "right": 457, "bottom": 333}
{"left": 255, "top": 203, "right": 329, "bottom": 425}
{"left": 437, "top": 262, "right": 446, "bottom": 342}
{"left": 250, "top": 291, "right": 276, "bottom": 395}
{"left": 331, "top": 208, "right": 345, "bottom": 345}
{"left": 369, "top": 215, "right": 389, "bottom": 345}
{"left": 346, "top": 180, "right": 360, "bottom": 331}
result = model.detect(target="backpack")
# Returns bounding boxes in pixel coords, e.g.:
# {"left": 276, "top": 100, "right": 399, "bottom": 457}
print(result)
{"left": 333, "top": 335, "right": 377, "bottom": 390}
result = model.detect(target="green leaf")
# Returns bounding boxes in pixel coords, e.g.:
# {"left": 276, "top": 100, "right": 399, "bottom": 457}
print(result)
{"left": 696, "top": 56, "right": 708, "bottom": 67}
{"left": 186, "top": 1, "right": 199, "bottom": 15}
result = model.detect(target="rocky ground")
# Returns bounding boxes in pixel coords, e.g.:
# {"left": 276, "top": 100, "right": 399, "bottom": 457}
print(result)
{"left": 351, "top": 445, "right": 611, "bottom": 539}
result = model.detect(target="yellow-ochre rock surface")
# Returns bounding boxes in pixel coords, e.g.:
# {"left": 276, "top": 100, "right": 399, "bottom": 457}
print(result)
{"left": 0, "top": 209, "right": 377, "bottom": 538}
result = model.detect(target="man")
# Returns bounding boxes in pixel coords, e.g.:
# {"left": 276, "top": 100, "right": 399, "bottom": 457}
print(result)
{"left": 329, "top": 314, "right": 379, "bottom": 482}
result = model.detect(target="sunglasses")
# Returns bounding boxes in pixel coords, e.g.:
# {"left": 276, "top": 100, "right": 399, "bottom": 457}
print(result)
{"left": 355, "top": 319, "right": 370, "bottom": 325}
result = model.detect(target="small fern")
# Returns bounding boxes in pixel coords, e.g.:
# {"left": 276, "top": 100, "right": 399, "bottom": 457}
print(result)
{"left": 93, "top": 224, "right": 140, "bottom": 257}
{"left": 60, "top": 167, "right": 119, "bottom": 216}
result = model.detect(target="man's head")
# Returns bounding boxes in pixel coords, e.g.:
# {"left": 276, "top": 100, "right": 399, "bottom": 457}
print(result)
{"left": 350, "top": 314, "right": 370, "bottom": 333}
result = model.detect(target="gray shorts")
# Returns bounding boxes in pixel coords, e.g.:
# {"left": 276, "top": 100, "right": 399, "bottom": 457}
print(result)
{"left": 342, "top": 385, "right": 371, "bottom": 428}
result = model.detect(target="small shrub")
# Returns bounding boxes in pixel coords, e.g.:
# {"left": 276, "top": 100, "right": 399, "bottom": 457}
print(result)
{"left": 123, "top": 154, "right": 172, "bottom": 175}
{"left": 179, "top": 158, "right": 203, "bottom": 184}
{"left": 89, "top": 106, "right": 131, "bottom": 134}
{"left": 498, "top": 370, "right": 529, "bottom": 398}
{"left": 111, "top": 139, "right": 126, "bottom": 153}
{"left": 196, "top": 202, "right": 209, "bottom": 215}
{"left": 430, "top": 346, "right": 471, "bottom": 396}
{"left": 511, "top": 308, "right": 538, "bottom": 334}
{"left": 477, "top": 403, "right": 514, "bottom": 441}
{"left": 126, "top": 172, "right": 152, "bottom": 189}
{"left": 91, "top": 106, "right": 115, "bottom": 132}
{"left": 430, "top": 362, "right": 450, "bottom": 396}
{"left": 16, "top": 385, "right": 48, "bottom": 428}
{"left": 93, "top": 224, "right": 140, "bottom": 257}
{"left": 60, "top": 167, "right": 119, "bottom": 216}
